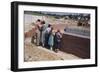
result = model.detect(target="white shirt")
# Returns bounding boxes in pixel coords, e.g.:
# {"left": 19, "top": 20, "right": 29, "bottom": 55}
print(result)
{"left": 46, "top": 27, "right": 51, "bottom": 33}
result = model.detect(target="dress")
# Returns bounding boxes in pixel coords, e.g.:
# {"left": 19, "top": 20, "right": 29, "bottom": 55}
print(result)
{"left": 35, "top": 22, "right": 41, "bottom": 46}
{"left": 48, "top": 34, "right": 54, "bottom": 47}
{"left": 54, "top": 32, "right": 62, "bottom": 49}
{"left": 36, "top": 29, "right": 40, "bottom": 46}
{"left": 41, "top": 24, "right": 48, "bottom": 45}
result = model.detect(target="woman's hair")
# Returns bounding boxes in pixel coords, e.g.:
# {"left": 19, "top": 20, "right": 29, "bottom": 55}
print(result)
{"left": 51, "top": 27, "right": 53, "bottom": 30}
{"left": 57, "top": 29, "right": 60, "bottom": 32}
{"left": 50, "top": 27, "right": 54, "bottom": 34}
{"left": 37, "top": 19, "right": 41, "bottom": 22}
{"left": 48, "top": 24, "right": 51, "bottom": 27}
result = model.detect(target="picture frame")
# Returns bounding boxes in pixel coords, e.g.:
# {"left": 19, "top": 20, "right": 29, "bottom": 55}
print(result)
{"left": 11, "top": 1, "right": 98, "bottom": 72}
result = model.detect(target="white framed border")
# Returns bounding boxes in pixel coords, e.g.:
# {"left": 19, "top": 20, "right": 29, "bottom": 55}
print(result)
{"left": 18, "top": 4, "right": 96, "bottom": 69}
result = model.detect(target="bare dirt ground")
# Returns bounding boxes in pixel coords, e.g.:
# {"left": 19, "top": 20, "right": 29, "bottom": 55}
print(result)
{"left": 24, "top": 38, "right": 81, "bottom": 62}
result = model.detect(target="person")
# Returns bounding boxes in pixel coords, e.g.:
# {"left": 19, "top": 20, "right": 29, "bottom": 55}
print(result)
{"left": 31, "top": 19, "right": 41, "bottom": 45}
{"left": 35, "top": 19, "right": 42, "bottom": 46}
{"left": 54, "top": 30, "right": 62, "bottom": 52}
{"left": 48, "top": 27, "right": 54, "bottom": 51}
{"left": 40, "top": 21, "right": 48, "bottom": 47}
{"left": 45, "top": 24, "right": 52, "bottom": 48}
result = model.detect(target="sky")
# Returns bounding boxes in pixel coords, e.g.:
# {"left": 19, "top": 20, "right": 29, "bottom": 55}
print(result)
{"left": 24, "top": 11, "right": 90, "bottom": 16}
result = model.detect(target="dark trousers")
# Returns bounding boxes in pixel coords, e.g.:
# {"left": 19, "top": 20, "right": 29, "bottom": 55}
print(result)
{"left": 44, "top": 33, "right": 50, "bottom": 49}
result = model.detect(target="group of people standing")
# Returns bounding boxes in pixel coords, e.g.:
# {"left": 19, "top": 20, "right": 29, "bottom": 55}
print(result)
{"left": 31, "top": 19, "right": 62, "bottom": 53}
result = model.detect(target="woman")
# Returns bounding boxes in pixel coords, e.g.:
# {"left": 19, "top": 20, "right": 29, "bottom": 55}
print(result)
{"left": 31, "top": 19, "right": 41, "bottom": 45}
{"left": 35, "top": 19, "right": 42, "bottom": 46}
{"left": 40, "top": 21, "right": 49, "bottom": 47}
{"left": 54, "top": 30, "right": 62, "bottom": 52}
{"left": 48, "top": 27, "right": 54, "bottom": 51}
{"left": 45, "top": 24, "right": 52, "bottom": 48}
